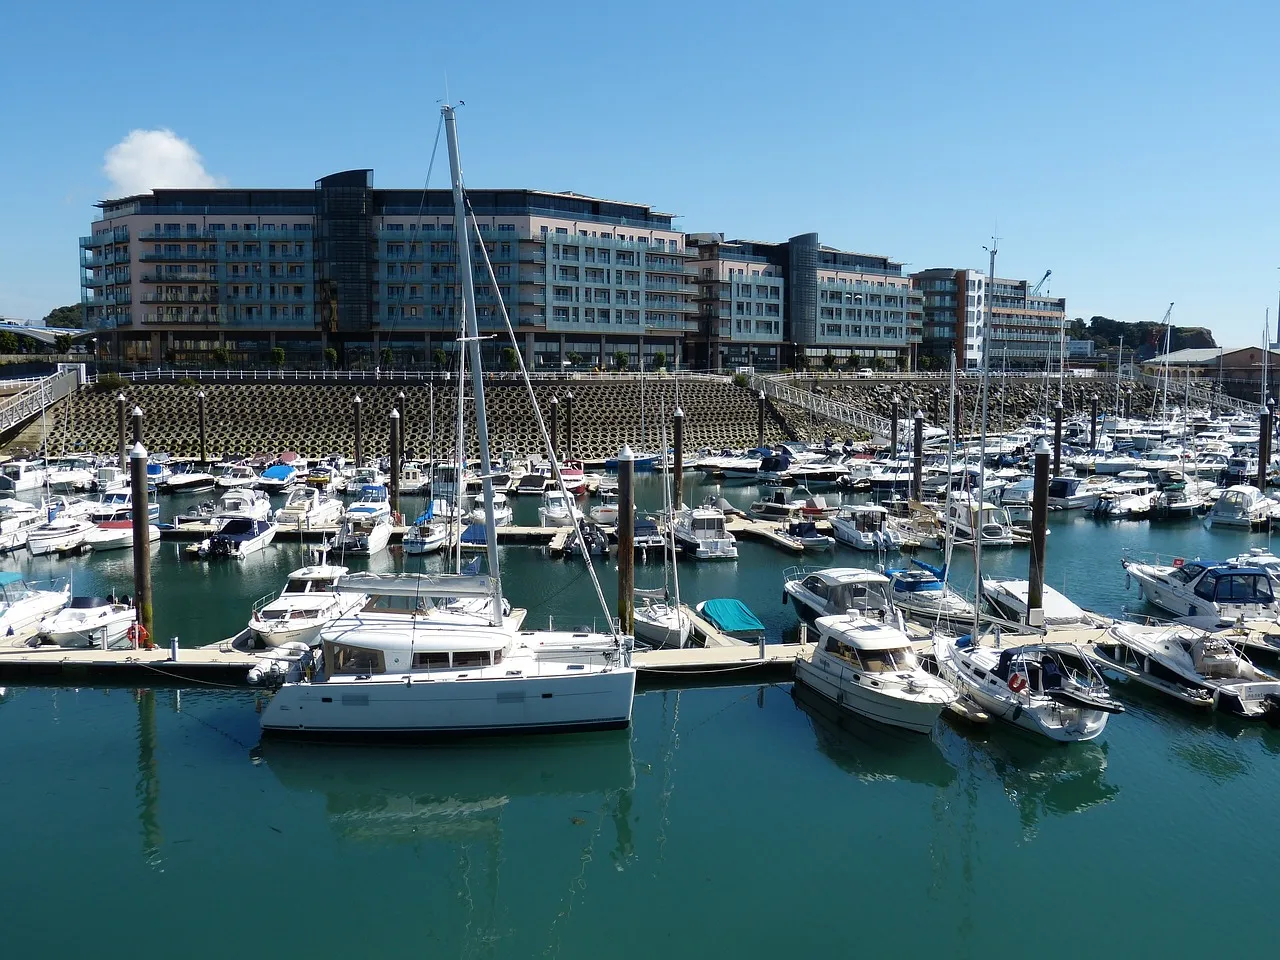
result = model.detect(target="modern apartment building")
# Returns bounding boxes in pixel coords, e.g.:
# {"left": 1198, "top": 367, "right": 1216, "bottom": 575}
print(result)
{"left": 910, "top": 267, "right": 985, "bottom": 369}
{"left": 987, "top": 278, "right": 1067, "bottom": 370}
{"left": 685, "top": 232, "right": 921, "bottom": 371}
{"left": 80, "top": 172, "right": 695, "bottom": 370}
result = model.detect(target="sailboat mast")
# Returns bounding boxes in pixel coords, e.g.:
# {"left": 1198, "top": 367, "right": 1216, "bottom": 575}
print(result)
{"left": 443, "top": 104, "right": 503, "bottom": 623}
{"left": 974, "top": 243, "right": 996, "bottom": 638}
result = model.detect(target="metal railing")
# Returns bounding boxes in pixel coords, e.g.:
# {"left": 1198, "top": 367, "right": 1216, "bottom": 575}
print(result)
{"left": 0, "top": 369, "right": 81, "bottom": 434}
{"left": 747, "top": 373, "right": 890, "bottom": 437}
{"left": 89, "top": 368, "right": 733, "bottom": 386}
{"left": 1135, "top": 371, "right": 1254, "bottom": 414}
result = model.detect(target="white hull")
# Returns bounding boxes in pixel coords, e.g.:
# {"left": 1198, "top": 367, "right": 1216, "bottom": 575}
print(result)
{"left": 633, "top": 605, "right": 691, "bottom": 648}
{"left": 261, "top": 668, "right": 636, "bottom": 737}
{"left": 84, "top": 525, "right": 161, "bottom": 552}
{"left": 1, "top": 588, "right": 71, "bottom": 639}
{"left": 41, "top": 610, "right": 135, "bottom": 648}
{"left": 403, "top": 529, "right": 449, "bottom": 554}
{"left": 344, "top": 521, "right": 392, "bottom": 555}
{"left": 276, "top": 503, "right": 345, "bottom": 531}
{"left": 793, "top": 658, "right": 945, "bottom": 734}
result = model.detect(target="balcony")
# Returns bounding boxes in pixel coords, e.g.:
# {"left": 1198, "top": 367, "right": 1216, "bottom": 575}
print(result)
{"left": 142, "top": 311, "right": 220, "bottom": 325}
{"left": 140, "top": 292, "right": 220, "bottom": 304}
{"left": 141, "top": 271, "right": 216, "bottom": 283}
{"left": 139, "top": 250, "right": 218, "bottom": 261}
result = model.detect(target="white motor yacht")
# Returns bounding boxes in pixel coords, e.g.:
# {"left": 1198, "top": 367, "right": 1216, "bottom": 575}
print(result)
{"left": 196, "top": 517, "right": 277, "bottom": 559}
{"left": 1121, "top": 558, "right": 1279, "bottom": 624}
{"left": 831, "top": 504, "right": 901, "bottom": 551}
{"left": 89, "top": 490, "right": 160, "bottom": 524}
{"left": 749, "top": 488, "right": 805, "bottom": 522}
{"left": 942, "top": 494, "right": 1022, "bottom": 547}
{"left": 46, "top": 458, "right": 98, "bottom": 493}
{"left": 0, "top": 573, "right": 70, "bottom": 640}
{"left": 0, "top": 497, "right": 45, "bottom": 553}
{"left": 934, "top": 633, "right": 1124, "bottom": 742}
{"left": 38, "top": 596, "right": 135, "bottom": 649}
{"left": 1093, "top": 473, "right": 1158, "bottom": 519}
{"left": 589, "top": 489, "right": 621, "bottom": 525}
{"left": 0, "top": 459, "right": 47, "bottom": 492}
{"left": 250, "top": 553, "right": 368, "bottom": 648}
{"left": 218, "top": 488, "right": 272, "bottom": 522}
{"left": 83, "top": 521, "right": 161, "bottom": 552}
{"left": 783, "top": 566, "right": 897, "bottom": 622}
{"left": 1206, "top": 485, "right": 1277, "bottom": 529}
{"left": 26, "top": 516, "right": 96, "bottom": 556}
{"left": 794, "top": 614, "right": 958, "bottom": 733}
{"left": 467, "top": 491, "right": 513, "bottom": 527}
{"left": 159, "top": 462, "right": 216, "bottom": 493}
{"left": 215, "top": 463, "right": 260, "bottom": 488}
{"left": 336, "top": 512, "right": 393, "bottom": 556}
{"left": 275, "top": 486, "right": 344, "bottom": 531}
{"left": 672, "top": 504, "right": 738, "bottom": 560}
{"left": 1090, "top": 622, "right": 1280, "bottom": 719}
{"left": 538, "top": 489, "right": 583, "bottom": 528}
{"left": 1047, "top": 475, "right": 1110, "bottom": 511}
{"left": 256, "top": 463, "right": 300, "bottom": 492}
{"left": 397, "top": 461, "right": 430, "bottom": 495}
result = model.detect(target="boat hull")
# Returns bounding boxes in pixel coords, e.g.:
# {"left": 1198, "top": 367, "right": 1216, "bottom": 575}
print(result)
{"left": 261, "top": 668, "right": 636, "bottom": 738}
{"left": 793, "top": 658, "right": 945, "bottom": 734}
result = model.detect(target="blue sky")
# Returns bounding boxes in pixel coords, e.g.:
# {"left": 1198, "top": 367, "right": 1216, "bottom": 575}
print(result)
{"left": 2, "top": 0, "right": 1278, "bottom": 346}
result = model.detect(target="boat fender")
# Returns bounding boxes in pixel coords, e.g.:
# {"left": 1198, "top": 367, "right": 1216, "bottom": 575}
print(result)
{"left": 1008, "top": 673, "right": 1028, "bottom": 694}
{"left": 1008, "top": 703, "right": 1023, "bottom": 722}
{"left": 1125, "top": 573, "right": 1131, "bottom": 591}
{"left": 781, "top": 591, "right": 788, "bottom": 605}
{"left": 1188, "top": 605, "right": 1197, "bottom": 617}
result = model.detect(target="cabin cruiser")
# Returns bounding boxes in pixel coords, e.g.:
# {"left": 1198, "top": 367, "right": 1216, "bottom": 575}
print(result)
{"left": 89, "top": 489, "right": 160, "bottom": 523}
{"left": 347, "top": 465, "right": 387, "bottom": 490}
{"left": 46, "top": 457, "right": 98, "bottom": 493}
{"left": 159, "top": 462, "right": 216, "bottom": 493}
{"left": 0, "top": 497, "right": 45, "bottom": 553}
{"left": 304, "top": 464, "right": 340, "bottom": 494}
{"left": 672, "top": 504, "right": 738, "bottom": 560}
{"left": 275, "top": 486, "right": 344, "bottom": 531}
{"left": 749, "top": 488, "right": 805, "bottom": 521}
{"left": 794, "top": 614, "right": 957, "bottom": 733}
{"left": 885, "top": 560, "right": 974, "bottom": 624}
{"left": 1047, "top": 475, "right": 1110, "bottom": 511}
{"left": 1205, "top": 485, "right": 1277, "bottom": 529}
{"left": 467, "top": 491, "right": 513, "bottom": 527}
{"left": 1225, "top": 548, "right": 1280, "bottom": 579}
{"left": 718, "top": 450, "right": 768, "bottom": 481}
{"left": 1121, "top": 558, "right": 1279, "bottom": 624}
{"left": 83, "top": 521, "right": 161, "bottom": 552}
{"left": 250, "top": 552, "right": 369, "bottom": 648}
{"left": 38, "top": 596, "right": 135, "bottom": 649}
{"left": 981, "top": 578, "right": 1103, "bottom": 630}
{"left": 195, "top": 517, "right": 277, "bottom": 559}
{"left": 831, "top": 504, "right": 901, "bottom": 551}
{"left": 256, "top": 463, "right": 299, "bottom": 492}
{"left": 25, "top": 515, "right": 96, "bottom": 556}
{"left": 867, "top": 459, "right": 915, "bottom": 493}
{"left": 217, "top": 487, "right": 272, "bottom": 522}
{"left": 0, "top": 459, "right": 47, "bottom": 492}
{"left": 1090, "top": 622, "right": 1280, "bottom": 720}
{"left": 215, "top": 463, "right": 259, "bottom": 488}
{"left": 589, "top": 489, "right": 621, "bottom": 525}
{"left": 632, "top": 516, "right": 667, "bottom": 557}
{"left": 934, "top": 633, "right": 1123, "bottom": 742}
{"left": 1153, "top": 470, "right": 1214, "bottom": 519}
{"left": 396, "top": 461, "right": 429, "bottom": 495}
{"left": 538, "top": 489, "right": 583, "bottom": 528}
{"left": 1093, "top": 473, "right": 1158, "bottom": 519}
{"left": 782, "top": 520, "right": 834, "bottom": 551}
{"left": 783, "top": 566, "right": 896, "bottom": 622}
{"left": 336, "top": 500, "right": 393, "bottom": 556}
{"left": 786, "top": 458, "right": 850, "bottom": 488}
{"left": 0, "top": 573, "right": 70, "bottom": 640}
{"left": 145, "top": 458, "right": 173, "bottom": 487}
{"left": 883, "top": 498, "right": 946, "bottom": 551}
{"left": 942, "top": 494, "right": 1021, "bottom": 547}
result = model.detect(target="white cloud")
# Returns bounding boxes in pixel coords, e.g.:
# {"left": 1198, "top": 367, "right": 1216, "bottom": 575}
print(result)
{"left": 103, "top": 129, "right": 220, "bottom": 196}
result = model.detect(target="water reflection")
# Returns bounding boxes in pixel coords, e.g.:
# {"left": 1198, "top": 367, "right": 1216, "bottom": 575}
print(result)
{"left": 789, "top": 684, "right": 956, "bottom": 787}
{"left": 937, "top": 722, "right": 1118, "bottom": 838}
{"left": 258, "top": 733, "right": 636, "bottom": 847}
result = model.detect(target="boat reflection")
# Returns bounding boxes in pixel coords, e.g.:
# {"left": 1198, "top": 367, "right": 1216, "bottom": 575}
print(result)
{"left": 790, "top": 683, "right": 956, "bottom": 787}
{"left": 257, "top": 732, "right": 636, "bottom": 846}
{"left": 937, "top": 721, "right": 1118, "bottom": 836}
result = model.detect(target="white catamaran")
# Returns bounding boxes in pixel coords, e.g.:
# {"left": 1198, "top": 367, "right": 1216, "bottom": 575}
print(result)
{"left": 259, "top": 104, "right": 636, "bottom": 738}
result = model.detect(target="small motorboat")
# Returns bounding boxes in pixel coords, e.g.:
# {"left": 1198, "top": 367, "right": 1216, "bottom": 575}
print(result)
{"left": 83, "top": 521, "right": 161, "bottom": 552}
{"left": 695, "top": 598, "right": 765, "bottom": 644}
{"left": 249, "top": 549, "right": 367, "bottom": 648}
{"left": 783, "top": 520, "right": 834, "bottom": 551}
{"left": 538, "top": 489, "right": 583, "bottom": 528}
{"left": 26, "top": 516, "right": 96, "bottom": 556}
{"left": 885, "top": 559, "right": 974, "bottom": 624}
{"left": 38, "top": 596, "right": 136, "bottom": 649}
{"left": 193, "top": 517, "right": 277, "bottom": 559}
{"left": 467, "top": 491, "right": 513, "bottom": 527}
{"left": 215, "top": 463, "right": 259, "bottom": 489}
{"left": 589, "top": 489, "right": 621, "bottom": 525}
{"left": 275, "top": 486, "right": 344, "bottom": 531}
{"left": 256, "top": 463, "right": 299, "bottom": 492}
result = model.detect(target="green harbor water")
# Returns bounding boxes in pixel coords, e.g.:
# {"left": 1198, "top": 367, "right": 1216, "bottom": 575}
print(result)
{"left": 3, "top": 475, "right": 1280, "bottom": 958}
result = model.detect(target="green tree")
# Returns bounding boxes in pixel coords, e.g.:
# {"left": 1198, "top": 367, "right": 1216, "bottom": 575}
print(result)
{"left": 270, "top": 346, "right": 286, "bottom": 369}
{"left": 501, "top": 346, "right": 520, "bottom": 371}
{"left": 653, "top": 351, "right": 667, "bottom": 370}
{"left": 380, "top": 347, "right": 393, "bottom": 370}
{"left": 211, "top": 346, "right": 231, "bottom": 368}
{"left": 42, "top": 305, "right": 82, "bottom": 329}
{"left": 432, "top": 347, "right": 448, "bottom": 370}
{"left": 566, "top": 351, "right": 584, "bottom": 367}
{"left": 54, "top": 334, "right": 72, "bottom": 354}
{"left": 0, "top": 332, "right": 19, "bottom": 354}
{"left": 614, "top": 350, "right": 629, "bottom": 371}
{"left": 871, "top": 357, "right": 885, "bottom": 372}
{"left": 324, "top": 347, "right": 339, "bottom": 370}
{"left": 822, "top": 352, "right": 836, "bottom": 371}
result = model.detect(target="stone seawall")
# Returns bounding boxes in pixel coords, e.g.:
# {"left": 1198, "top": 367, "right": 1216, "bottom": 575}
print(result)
{"left": 32, "top": 378, "right": 799, "bottom": 461}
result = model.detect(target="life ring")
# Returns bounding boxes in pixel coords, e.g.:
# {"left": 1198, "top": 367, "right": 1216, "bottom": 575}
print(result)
{"left": 1008, "top": 673, "right": 1028, "bottom": 693}
{"left": 127, "top": 622, "right": 150, "bottom": 648}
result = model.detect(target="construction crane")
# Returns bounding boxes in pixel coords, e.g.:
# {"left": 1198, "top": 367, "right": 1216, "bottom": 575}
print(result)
{"left": 1031, "top": 269, "right": 1051, "bottom": 296}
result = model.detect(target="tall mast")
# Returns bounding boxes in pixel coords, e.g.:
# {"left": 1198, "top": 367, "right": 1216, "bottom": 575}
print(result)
{"left": 443, "top": 104, "right": 503, "bottom": 624}
{"left": 974, "top": 242, "right": 996, "bottom": 638}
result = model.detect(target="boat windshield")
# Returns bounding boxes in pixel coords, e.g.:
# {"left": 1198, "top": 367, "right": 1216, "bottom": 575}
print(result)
{"left": 829, "top": 581, "right": 887, "bottom": 611}
{"left": 1196, "top": 571, "right": 1274, "bottom": 604}
{"left": 284, "top": 577, "right": 334, "bottom": 594}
